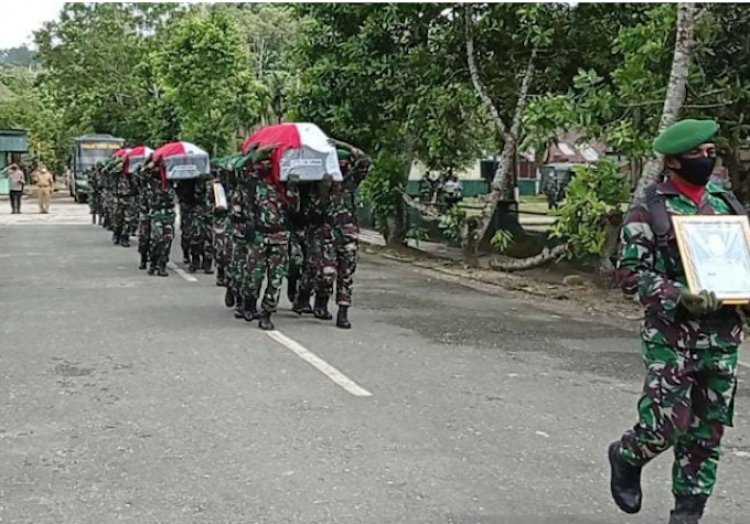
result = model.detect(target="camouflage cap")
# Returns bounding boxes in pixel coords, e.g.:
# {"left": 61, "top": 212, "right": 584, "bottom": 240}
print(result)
{"left": 653, "top": 119, "right": 719, "bottom": 155}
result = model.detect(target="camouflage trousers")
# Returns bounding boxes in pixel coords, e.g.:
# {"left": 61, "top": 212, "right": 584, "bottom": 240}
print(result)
{"left": 149, "top": 211, "right": 175, "bottom": 267}
{"left": 213, "top": 224, "right": 231, "bottom": 277}
{"left": 102, "top": 196, "right": 113, "bottom": 230}
{"left": 89, "top": 194, "right": 101, "bottom": 217}
{"left": 313, "top": 234, "right": 358, "bottom": 306}
{"left": 113, "top": 198, "right": 135, "bottom": 237}
{"left": 249, "top": 234, "right": 289, "bottom": 313}
{"left": 138, "top": 214, "right": 151, "bottom": 256}
{"left": 230, "top": 236, "right": 250, "bottom": 295}
{"left": 189, "top": 216, "right": 214, "bottom": 259}
{"left": 179, "top": 205, "right": 195, "bottom": 255}
{"left": 299, "top": 227, "right": 326, "bottom": 296}
{"left": 289, "top": 229, "right": 306, "bottom": 275}
{"left": 618, "top": 341, "right": 739, "bottom": 497}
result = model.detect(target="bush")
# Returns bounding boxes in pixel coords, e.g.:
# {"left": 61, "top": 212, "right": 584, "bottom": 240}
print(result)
{"left": 438, "top": 205, "right": 466, "bottom": 242}
{"left": 360, "top": 154, "right": 406, "bottom": 240}
{"left": 490, "top": 229, "right": 514, "bottom": 254}
{"left": 551, "top": 160, "right": 629, "bottom": 259}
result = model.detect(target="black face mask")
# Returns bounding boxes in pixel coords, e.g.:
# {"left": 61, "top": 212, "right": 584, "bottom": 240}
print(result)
{"left": 674, "top": 155, "right": 716, "bottom": 186}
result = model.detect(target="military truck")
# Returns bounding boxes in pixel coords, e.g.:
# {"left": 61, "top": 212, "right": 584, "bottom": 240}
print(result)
{"left": 70, "top": 134, "right": 124, "bottom": 203}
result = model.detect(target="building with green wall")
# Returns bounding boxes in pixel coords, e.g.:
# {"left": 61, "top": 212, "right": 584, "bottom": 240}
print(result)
{"left": 0, "top": 129, "right": 29, "bottom": 195}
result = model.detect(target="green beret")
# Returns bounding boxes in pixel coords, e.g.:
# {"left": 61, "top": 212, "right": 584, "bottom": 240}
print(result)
{"left": 653, "top": 119, "right": 719, "bottom": 155}
{"left": 252, "top": 147, "right": 274, "bottom": 163}
{"left": 337, "top": 149, "right": 352, "bottom": 160}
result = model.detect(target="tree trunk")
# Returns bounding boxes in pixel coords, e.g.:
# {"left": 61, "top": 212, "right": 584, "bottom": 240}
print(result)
{"left": 488, "top": 243, "right": 568, "bottom": 272}
{"left": 463, "top": 4, "right": 537, "bottom": 265}
{"left": 632, "top": 2, "right": 697, "bottom": 202}
{"left": 384, "top": 137, "right": 416, "bottom": 247}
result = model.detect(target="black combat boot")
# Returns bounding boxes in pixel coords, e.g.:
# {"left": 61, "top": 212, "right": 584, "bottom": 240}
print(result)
{"left": 668, "top": 495, "right": 708, "bottom": 524}
{"left": 313, "top": 295, "right": 333, "bottom": 321}
{"left": 112, "top": 232, "right": 120, "bottom": 245}
{"left": 293, "top": 290, "right": 313, "bottom": 315}
{"left": 258, "top": 310, "right": 274, "bottom": 331}
{"left": 287, "top": 268, "right": 299, "bottom": 303}
{"left": 120, "top": 234, "right": 130, "bottom": 247}
{"left": 224, "top": 286, "right": 235, "bottom": 308}
{"left": 216, "top": 267, "right": 226, "bottom": 287}
{"left": 243, "top": 296, "right": 259, "bottom": 322}
{"left": 158, "top": 261, "right": 169, "bottom": 277}
{"left": 203, "top": 256, "right": 214, "bottom": 275}
{"left": 138, "top": 252, "right": 148, "bottom": 270}
{"left": 336, "top": 305, "right": 351, "bottom": 329}
{"left": 182, "top": 249, "right": 190, "bottom": 264}
{"left": 188, "top": 253, "right": 199, "bottom": 273}
{"left": 233, "top": 293, "right": 245, "bottom": 319}
{"left": 608, "top": 441, "right": 642, "bottom": 514}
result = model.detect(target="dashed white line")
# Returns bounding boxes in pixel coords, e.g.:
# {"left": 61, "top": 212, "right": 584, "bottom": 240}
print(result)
{"left": 739, "top": 361, "right": 750, "bottom": 370}
{"left": 266, "top": 330, "right": 372, "bottom": 397}
{"left": 167, "top": 262, "right": 198, "bottom": 282}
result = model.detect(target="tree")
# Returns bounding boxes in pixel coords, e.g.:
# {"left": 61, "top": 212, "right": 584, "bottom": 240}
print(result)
{"left": 291, "top": 4, "right": 488, "bottom": 245}
{"left": 156, "top": 8, "right": 267, "bottom": 155}
{"left": 217, "top": 3, "right": 305, "bottom": 125}
{"left": 0, "top": 66, "right": 67, "bottom": 172}
{"left": 633, "top": 3, "right": 698, "bottom": 200}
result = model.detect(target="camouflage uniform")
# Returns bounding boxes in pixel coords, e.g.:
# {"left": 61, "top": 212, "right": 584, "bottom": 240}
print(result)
{"left": 300, "top": 189, "right": 330, "bottom": 300}
{"left": 189, "top": 177, "right": 214, "bottom": 273}
{"left": 134, "top": 167, "right": 152, "bottom": 268}
{"left": 147, "top": 173, "right": 176, "bottom": 276}
{"left": 87, "top": 167, "right": 101, "bottom": 224}
{"left": 248, "top": 173, "right": 296, "bottom": 315}
{"left": 229, "top": 170, "right": 254, "bottom": 316}
{"left": 100, "top": 165, "right": 114, "bottom": 231}
{"left": 209, "top": 172, "right": 232, "bottom": 287}
{"left": 113, "top": 170, "right": 136, "bottom": 245}
{"left": 320, "top": 157, "right": 370, "bottom": 307}
{"left": 616, "top": 179, "right": 743, "bottom": 498}
{"left": 176, "top": 180, "right": 198, "bottom": 264}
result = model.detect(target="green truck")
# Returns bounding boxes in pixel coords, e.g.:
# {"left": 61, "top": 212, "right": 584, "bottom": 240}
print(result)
{"left": 70, "top": 134, "right": 124, "bottom": 203}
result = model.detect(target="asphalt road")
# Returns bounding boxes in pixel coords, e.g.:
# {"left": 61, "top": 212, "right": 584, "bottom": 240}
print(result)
{"left": 1, "top": 198, "right": 749, "bottom": 524}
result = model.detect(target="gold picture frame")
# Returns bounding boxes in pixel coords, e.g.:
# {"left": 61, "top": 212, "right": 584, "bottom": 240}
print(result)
{"left": 673, "top": 215, "right": 750, "bottom": 305}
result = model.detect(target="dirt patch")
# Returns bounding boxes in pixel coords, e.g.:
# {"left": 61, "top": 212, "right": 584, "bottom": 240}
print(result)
{"left": 360, "top": 243, "right": 643, "bottom": 332}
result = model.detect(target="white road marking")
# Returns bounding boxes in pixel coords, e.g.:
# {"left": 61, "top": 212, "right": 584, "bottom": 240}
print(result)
{"left": 167, "top": 262, "right": 198, "bottom": 282}
{"left": 266, "top": 330, "right": 372, "bottom": 397}
{"left": 739, "top": 361, "right": 750, "bottom": 370}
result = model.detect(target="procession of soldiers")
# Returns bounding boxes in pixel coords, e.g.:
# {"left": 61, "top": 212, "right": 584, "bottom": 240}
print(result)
{"left": 84, "top": 134, "right": 371, "bottom": 332}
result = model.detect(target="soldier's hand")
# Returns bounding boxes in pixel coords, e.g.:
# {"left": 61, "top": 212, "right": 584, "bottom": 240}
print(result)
{"left": 679, "top": 289, "right": 721, "bottom": 315}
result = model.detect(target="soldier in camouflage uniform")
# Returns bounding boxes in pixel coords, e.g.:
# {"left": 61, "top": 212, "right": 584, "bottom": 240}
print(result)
{"left": 176, "top": 180, "right": 198, "bottom": 265}
{"left": 247, "top": 147, "right": 299, "bottom": 330}
{"left": 144, "top": 162, "right": 176, "bottom": 277}
{"left": 134, "top": 165, "right": 152, "bottom": 270}
{"left": 610, "top": 119, "right": 745, "bottom": 524}
{"left": 100, "top": 162, "right": 112, "bottom": 231}
{"left": 318, "top": 147, "right": 371, "bottom": 329}
{"left": 208, "top": 160, "right": 233, "bottom": 290}
{"left": 188, "top": 175, "right": 214, "bottom": 274}
{"left": 286, "top": 207, "right": 307, "bottom": 305}
{"left": 103, "top": 160, "right": 118, "bottom": 233}
{"left": 87, "top": 165, "right": 101, "bottom": 225}
{"left": 113, "top": 161, "right": 136, "bottom": 248}
{"left": 229, "top": 154, "right": 255, "bottom": 320}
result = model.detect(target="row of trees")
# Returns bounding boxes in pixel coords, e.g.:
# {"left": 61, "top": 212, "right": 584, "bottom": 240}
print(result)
{"left": 2, "top": 3, "right": 750, "bottom": 267}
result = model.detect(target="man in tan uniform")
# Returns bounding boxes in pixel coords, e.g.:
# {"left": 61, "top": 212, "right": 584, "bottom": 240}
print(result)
{"left": 34, "top": 167, "right": 55, "bottom": 214}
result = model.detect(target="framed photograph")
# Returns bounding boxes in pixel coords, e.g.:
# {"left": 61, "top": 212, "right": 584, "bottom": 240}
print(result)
{"left": 212, "top": 181, "right": 227, "bottom": 210}
{"left": 673, "top": 215, "right": 750, "bottom": 304}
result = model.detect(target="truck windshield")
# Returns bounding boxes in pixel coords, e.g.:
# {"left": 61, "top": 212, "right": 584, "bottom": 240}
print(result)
{"left": 77, "top": 148, "right": 119, "bottom": 177}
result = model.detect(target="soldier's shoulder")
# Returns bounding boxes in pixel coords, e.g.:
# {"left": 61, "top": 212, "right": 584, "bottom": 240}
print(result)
{"left": 623, "top": 196, "right": 653, "bottom": 224}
